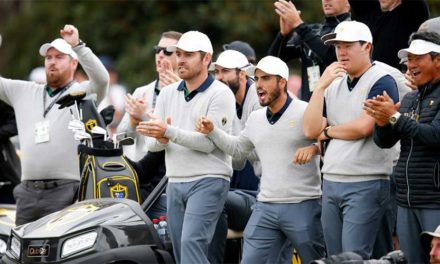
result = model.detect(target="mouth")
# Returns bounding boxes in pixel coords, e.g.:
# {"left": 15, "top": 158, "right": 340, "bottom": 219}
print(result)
{"left": 257, "top": 89, "right": 267, "bottom": 101}
{"left": 411, "top": 69, "right": 421, "bottom": 78}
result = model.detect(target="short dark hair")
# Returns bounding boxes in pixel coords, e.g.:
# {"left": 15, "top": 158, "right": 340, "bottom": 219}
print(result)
{"left": 409, "top": 31, "right": 440, "bottom": 46}
{"left": 161, "top": 31, "right": 182, "bottom": 41}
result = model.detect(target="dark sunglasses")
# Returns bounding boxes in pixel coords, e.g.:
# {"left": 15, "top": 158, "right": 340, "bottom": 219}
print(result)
{"left": 154, "top": 46, "right": 174, "bottom": 56}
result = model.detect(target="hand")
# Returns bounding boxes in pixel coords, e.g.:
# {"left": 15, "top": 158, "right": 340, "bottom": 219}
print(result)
{"left": 136, "top": 114, "right": 171, "bottom": 144}
{"left": 363, "top": 91, "right": 400, "bottom": 126}
{"left": 315, "top": 62, "right": 346, "bottom": 91}
{"left": 196, "top": 116, "right": 214, "bottom": 134}
{"left": 292, "top": 144, "right": 319, "bottom": 165}
{"left": 158, "top": 59, "right": 180, "bottom": 87}
{"left": 404, "top": 71, "right": 417, "bottom": 90}
{"left": 60, "top": 24, "right": 80, "bottom": 47}
{"left": 274, "top": 0, "right": 303, "bottom": 35}
{"left": 125, "top": 93, "right": 148, "bottom": 122}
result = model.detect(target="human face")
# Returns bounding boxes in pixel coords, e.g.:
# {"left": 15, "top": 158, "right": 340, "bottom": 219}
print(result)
{"left": 379, "top": 0, "right": 401, "bottom": 11}
{"left": 254, "top": 69, "right": 285, "bottom": 108}
{"left": 430, "top": 237, "right": 440, "bottom": 264}
{"left": 322, "top": 0, "right": 349, "bottom": 17}
{"left": 214, "top": 65, "right": 240, "bottom": 94}
{"left": 335, "top": 41, "right": 371, "bottom": 77}
{"left": 44, "top": 48, "right": 77, "bottom": 88}
{"left": 155, "top": 37, "right": 178, "bottom": 73}
{"left": 407, "top": 53, "right": 439, "bottom": 87}
{"left": 175, "top": 49, "right": 207, "bottom": 81}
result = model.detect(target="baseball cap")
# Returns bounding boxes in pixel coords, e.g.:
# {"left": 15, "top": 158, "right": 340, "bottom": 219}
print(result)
{"left": 39, "top": 38, "right": 78, "bottom": 60}
{"left": 322, "top": 21, "right": 373, "bottom": 45}
{"left": 398, "top": 39, "right": 440, "bottom": 59}
{"left": 246, "top": 56, "right": 289, "bottom": 80}
{"left": 418, "top": 17, "right": 440, "bottom": 34}
{"left": 223, "top": 40, "right": 256, "bottom": 63}
{"left": 166, "top": 31, "right": 213, "bottom": 54}
{"left": 211, "top": 50, "right": 250, "bottom": 70}
{"left": 421, "top": 225, "right": 440, "bottom": 249}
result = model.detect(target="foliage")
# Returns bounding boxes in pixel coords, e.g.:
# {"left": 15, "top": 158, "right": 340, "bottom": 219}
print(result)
{"left": 0, "top": 0, "right": 438, "bottom": 91}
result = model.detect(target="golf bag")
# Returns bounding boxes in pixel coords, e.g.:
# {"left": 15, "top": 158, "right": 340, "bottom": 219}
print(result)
{"left": 57, "top": 92, "right": 141, "bottom": 203}
{"left": 78, "top": 142, "right": 141, "bottom": 203}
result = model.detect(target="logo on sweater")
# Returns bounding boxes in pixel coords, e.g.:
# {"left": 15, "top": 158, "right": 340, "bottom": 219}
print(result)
{"left": 289, "top": 121, "right": 295, "bottom": 127}
{"left": 221, "top": 117, "right": 228, "bottom": 126}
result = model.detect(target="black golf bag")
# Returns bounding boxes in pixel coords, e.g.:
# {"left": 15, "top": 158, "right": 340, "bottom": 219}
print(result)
{"left": 56, "top": 92, "right": 141, "bottom": 203}
{"left": 78, "top": 142, "right": 141, "bottom": 203}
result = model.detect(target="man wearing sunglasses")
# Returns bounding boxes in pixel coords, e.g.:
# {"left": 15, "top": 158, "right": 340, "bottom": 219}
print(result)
{"left": 117, "top": 31, "right": 182, "bottom": 162}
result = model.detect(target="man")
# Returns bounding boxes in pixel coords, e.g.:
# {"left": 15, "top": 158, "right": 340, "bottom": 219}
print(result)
{"left": 0, "top": 24, "right": 109, "bottom": 225}
{"left": 303, "top": 21, "right": 399, "bottom": 259}
{"left": 349, "top": 0, "right": 429, "bottom": 69}
{"left": 117, "top": 31, "right": 181, "bottom": 162}
{"left": 421, "top": 225, "right": 440, "bottom": 264}
{"left": 268, "top": 0, "right": 351, "bottom": 101}
{"left": 197, "top": 56, "right": 325, "bottom": 264}
{"left": 365, "top": 30, "right": 440, "bottom": 263}
{"left": 137, "top": 31, "right": 235, "bottom": 264}
{"left": 117, "top": 32, "right": 181, "bottom": 212}
{"left": 208, "top": 50, "right": 260, "bottom": 263}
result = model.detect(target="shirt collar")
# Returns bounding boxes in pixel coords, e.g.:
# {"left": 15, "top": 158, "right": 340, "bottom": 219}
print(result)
{"left": 266, "top": 95, "right": 293, "bottom": 125}
{"left": 177, "top": 74, "right": 215, "bottom": 102}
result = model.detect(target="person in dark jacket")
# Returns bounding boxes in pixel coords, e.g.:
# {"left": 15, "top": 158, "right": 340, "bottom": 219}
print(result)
{"left": 268, "top": 0, "right": 351, "bottom": 102}
{"left": 349, "top": 0, "right": 429, "bottom": 69}
{"left": 364, "top": 30, "right": 440, "bottom": 264}
{"left": 0, "top": 100, "right": 21, "bottom": 204}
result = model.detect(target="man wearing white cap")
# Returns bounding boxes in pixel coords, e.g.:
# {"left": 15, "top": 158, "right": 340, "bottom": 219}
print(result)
{"left": 209, "top": 49, "right": 265, "bottom": 263}
{"left": 365, "top": 30, "right": 440, "bottom": 263}
{"left": 136, "top": 30, "right": 235, "bottom": 264}
{"left": 303, "top": 20, "right": 399, "bottom": 259}
{"left": 421, "top": 225, "right": 440, "bottom": 264}
{"left": 197, "top": 55, "right": 325, "bottom": 264}
{"left": 0, "top": 24, "right": 109, "bottom": 225}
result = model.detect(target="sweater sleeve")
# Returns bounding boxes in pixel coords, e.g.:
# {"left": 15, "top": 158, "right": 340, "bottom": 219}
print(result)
{"left": 208, "top": 126, "right": 255, "bottom": 162}
{"left": 294, "top": 23, "right": 336, "bottom": 66}
{"left": 373, "top": 124, "right": 400, "bottom": 149}
{"left": 74, "top": 45, "right": 109, "bottom": 103}
{"left": 267, "top": 32, "right": 302, "bottom": 62}
{"left": 164, "top": 88, "right": 236, "bottom": 153}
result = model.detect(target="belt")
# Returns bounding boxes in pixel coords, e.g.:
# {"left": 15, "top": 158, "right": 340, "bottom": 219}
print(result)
{"left": 23, "top": 180, "right": 59, "bottom": 190}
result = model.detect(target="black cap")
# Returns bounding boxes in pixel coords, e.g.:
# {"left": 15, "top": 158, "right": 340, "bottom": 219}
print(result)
{"left": 223, "top": 40, "right": 256, "bottom": 64}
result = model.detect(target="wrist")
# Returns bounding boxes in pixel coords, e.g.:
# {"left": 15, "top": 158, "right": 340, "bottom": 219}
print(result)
{"left": 323, "top": 126, "right": 333, "bottom": 139}
{"left": 74, "top": 39, "right": 85, "bottom": 48}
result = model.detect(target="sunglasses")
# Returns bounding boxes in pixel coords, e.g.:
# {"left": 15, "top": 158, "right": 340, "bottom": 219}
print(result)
{"left": 154, "top": 46, "right": 174, "bottom": 56}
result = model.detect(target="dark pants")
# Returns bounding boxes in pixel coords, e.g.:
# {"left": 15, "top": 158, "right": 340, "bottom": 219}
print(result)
{"left": 13, "top": 180, "right": 79, "bottom": 226}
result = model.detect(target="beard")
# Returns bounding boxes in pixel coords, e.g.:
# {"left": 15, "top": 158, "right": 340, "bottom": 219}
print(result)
{"left": 259, "top": 83, "right": 281, "bottom": 107}
{"left": 222, "top": 77, "right": 240, "bottom": 95}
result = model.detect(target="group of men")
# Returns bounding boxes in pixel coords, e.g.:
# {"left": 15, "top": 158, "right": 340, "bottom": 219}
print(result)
{"left": 1, "top": 1, "right": 440, "bottom": 264}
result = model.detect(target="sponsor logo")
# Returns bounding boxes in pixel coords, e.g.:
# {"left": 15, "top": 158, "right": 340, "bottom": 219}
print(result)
{"left": 28, "top": 245, "right": 50, "bottom": 257}
{"left": 85, "top": 119, "right": 97, "bottom": 133}
{"left": 110, "top": 183, "right": 128, "bottom": 199}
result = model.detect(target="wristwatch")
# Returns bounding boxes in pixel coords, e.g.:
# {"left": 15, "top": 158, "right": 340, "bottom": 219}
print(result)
{"left": 389, "top": 112, "right": 401, "bottom": 125}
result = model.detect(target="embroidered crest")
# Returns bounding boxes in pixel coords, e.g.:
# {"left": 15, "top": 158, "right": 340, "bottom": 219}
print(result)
{"left": 110, "top": 183, "right": 128, "bottom": 199}
{"left": 222, "top": 117, "right": 227, "bottom": 126}
{"left": 85, "top": 119, "right": 97, "bottom": 133}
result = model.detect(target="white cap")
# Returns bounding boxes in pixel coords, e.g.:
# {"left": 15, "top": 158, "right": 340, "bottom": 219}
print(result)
{"left": 246, "top": 56, "right": 289, "bottom": 80}
{"left": 397, "top": 39, "right": 440, "bottom": 59}
{"left": 166, "top": 31, "right": 213, "bottom": 54}
{"left": 211, "top": 50, "right": 250, "bottom": 70}
{"left": 322, "top": 21, "right": 373, "bottom": 45}
{"left": 39, "top": 38, "right": 78, "bottom": 60}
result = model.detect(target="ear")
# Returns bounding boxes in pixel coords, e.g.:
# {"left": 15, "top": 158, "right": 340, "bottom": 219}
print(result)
{"left": 203, "top": 53, "right": 212, "bottom": 66}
